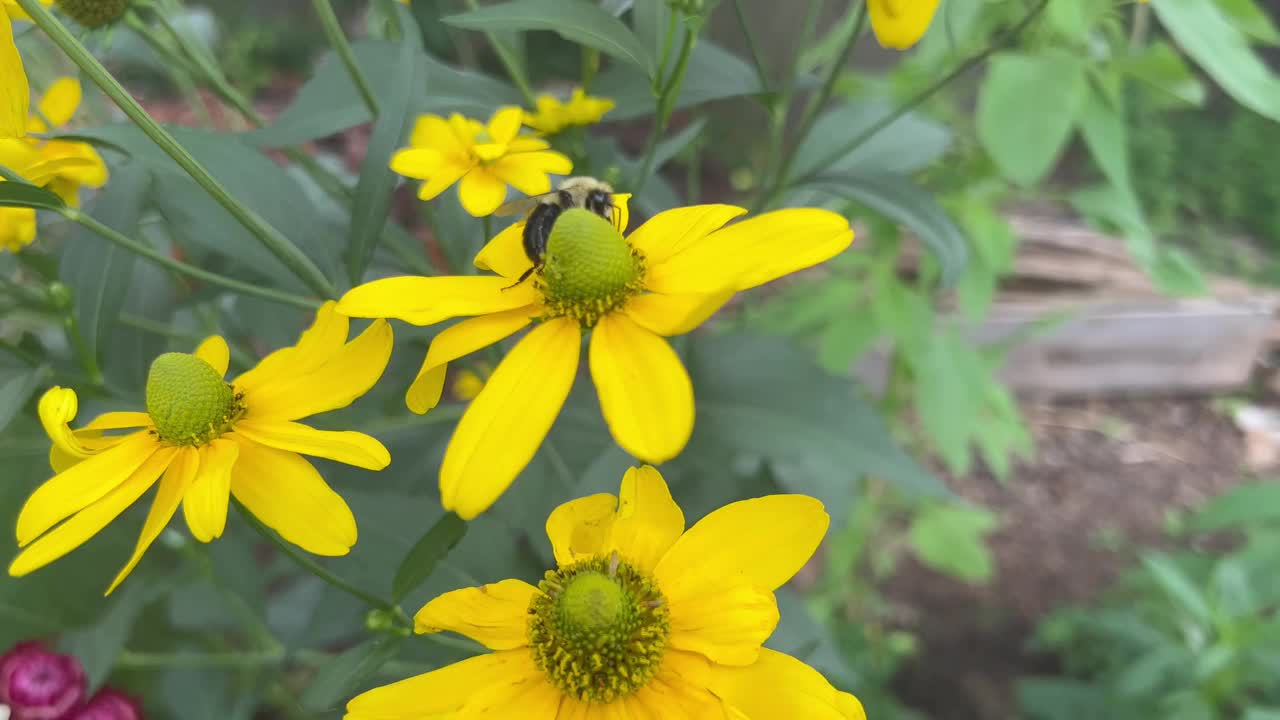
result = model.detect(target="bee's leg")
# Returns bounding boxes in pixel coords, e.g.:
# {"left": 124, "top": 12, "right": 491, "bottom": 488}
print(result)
{"left": 502, "top": 265, "right": 537, "bottom": 291}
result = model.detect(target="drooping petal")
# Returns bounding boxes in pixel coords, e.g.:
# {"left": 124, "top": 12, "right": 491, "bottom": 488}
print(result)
{"left": 234, "top": 302, "right": 349, "bottom": 394}
{"left": 345, "top": 650, "right": 545, "bottom": 719}
{"left": 38, "top": 387, "right": 92, "bottom": 461}
{"left": 107, "top": 446, "right": 198, "bottom": 594}
{"left": 338, "top": 275, "right": 537, "bottom": 326}
{"left": 709, "top": 648, "right": 866, "bottom": 720}
{"left": 195, "top": 336, "right": 230, "bottom": 377}
{"left": 474, "top": 220, "right": 531, "bottom": 280}
{"left": 589, "top": 313, "right": 693, "bottom": 464}
{"left": 38, "top": 77, "right": 80, "bottom": 128}
{"left": 440, "top": 318, "right": 580, "bottom": 520}
{"left": 627, "top": 205, "right": 745, "bottom": 267}
{"left": 0, "top": 12, "right": 27, "bottom": 138}
{"left": 414, "top": 579, "right": 538, "bottom": 650}
{"left": 16, "top": 432, "right": 160, "bottom": 546}
{"left": 459, "top": 168, "right": 509, "bottom": 217}
{"left": 230, "top": 442, "right": 356, "bottom": 556}
{"left": 609, "top": 466, "right": 684, "bottom": 573}
{"left": 8, "top": 447, "right": 177, "bottom": 578}
{"left": 666, "top": 580, "right": 779, "bottom": 665}
{"left": 487, "top": 106, "right": 525, "bottom": 145}
{"left": 623, "top": 291, "right": 734, "bottom": 337}
{"left": 233, "top": 420, "right": 390, "bottom": 470}
{"left": 245, "top": 319, "right": 393, "bottom": 421}
{"left": 654, "top": 495, "right": 829, "bottom": 594}
{"left": 646, "top": 209, "right": 853, "bottom": 295}
{"left": 406, "top": 306, "right": 535, "bottom": 414}
{"left": 545, "top": 492, "right": 617, "bottom": 568}
{"left": 183, "top": 440, "right": 238, "bottom": 543}
{"left": 868, "top": 0, "right": 941, "bottom": 50}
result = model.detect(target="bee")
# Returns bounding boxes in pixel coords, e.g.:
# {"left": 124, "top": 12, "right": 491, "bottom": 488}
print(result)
{"left": 495, "top": 177, "right": 618, "bottom": 287}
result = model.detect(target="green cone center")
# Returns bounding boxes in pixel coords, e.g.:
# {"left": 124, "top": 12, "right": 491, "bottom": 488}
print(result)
{"left": 56, "top": 0, "right": 131, "bottom": 28}
{"left": 538, "top": 209, "right": 645, "bottom": 329}
{"left": 145, "top": 353, "right": 242, "bottom": 446}
{"left": 528, "top": 555, "right": 670, "bottom": 703}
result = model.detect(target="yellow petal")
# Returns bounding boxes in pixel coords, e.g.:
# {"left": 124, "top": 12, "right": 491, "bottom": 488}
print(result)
{"left": 233, "top": 419, "right": 390, "bottom": 470}
{"left": 183, "top": 440, "right": 238, "bottom": 543}
{"left": 414, "top": 579, "right": 538, "bottom": 650}
{"left": 106, "top": 447, "right": 194, "bottom": 595}
{"left": 440, "top": 318, "right": 580, "bottom": 520}
{"left": 868, "top": 0, "right": 941, "bottom": 50}
{"left": 617, "top": 649, "right": 723, "bottom": 717}
{"left": 407, "top": 306, "right": 535, "bottom": 414}
{"left": 230, "top": 442, "right": 356, "bottom": 556}
{"left": 623, "top": 290, "right": 734, "bottom": 337}
{"left": 346, "top": 650, "right": 548, "bottom": 719}
{"left": 46, "top": 408, "right": 146, "bottom": 474}
{"left": 245, "top": 319, "right": 392, "bottom": 421}
{"left": 195, "top": 336, "right": 230, "bottom": 377}
{"left": 9, "top": 447, "right": 176, "bottom": 578}
{"left": 609, "top": 466, "right": 684, "bottom": 573}
{"left": 489, "top": 155, "right": 555, "bottom": 197}
{"left": 647, "top": 209, "right": 853, "bottom": 295}
{"left": 234, "top": 301, "right": 349, "bottom": 394}
{"left": 654, "top": 495, "right": 829, "bottom": 595}
{"left": 38, "top": 387, "right": 89, "bottom": 461}
{"left": 589, "top": 313, "right": 693, "bottom": 463}
{"left": 710, "top": 648, "right": 866, "bottom": 719}
{"left": 459, "top": 168, "right": 509, "bottom": 217}
{"left": 487, "top": 106, "right": 525, "bottom": 145}
{"left": 389, "top": 147, "right": 444, "bottom": 180}
{"left": 474, "top": 220, "right": 531, "bottom": 280}
{"left": 667, "top": 580, "right": 778, "bottom": 665}
{"left": 0, "top": 13, "right": 27, "bottom": 138}
{"left": 339, "top": 275, "right": 537, "bottom": 326}
{"left": 17, "top": 432, "right": 159, "bottom": 546}
{"left": 38, "top": 77, "right": 80, "bottom": 128}
{"left": 627, "top": 204, "right": 745, "bottom": 267}
{"left": 545, "top": 492, "right": 617, "bottom": 568}
{"left": 614, "top": 193, "right": 632, "bottom": 234}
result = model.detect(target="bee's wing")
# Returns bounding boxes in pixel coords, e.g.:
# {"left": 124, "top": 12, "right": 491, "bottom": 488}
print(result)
{"left": 494, "top": 193, "right": 556, "bottom": 217}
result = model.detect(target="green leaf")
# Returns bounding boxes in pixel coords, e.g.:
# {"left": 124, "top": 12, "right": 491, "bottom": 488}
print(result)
{"left": 1142, "top": 554, "right": 1212, "bottom": 623}
{"left": 391, "top": 512, "right": 469, "bottom": 603}
{"left": 445, "top": 0, "right": 654, "bottom": 76}
{"left": 600, "top": 41, "right": 765, "bottom": 120}
{"left": 631, "top": 0, "right": 673, "bottom": 64}
{"left": 790, "top": 101, "right": 952, "bottom": 181}
{"left": 1216, "top": 0, "right": 1280, "bottom": 45}
{"left": 299, "top": 636, "right": 406, "bottom": 712}
{"left": 809, "top": 171, "right": 968, "bottom": 287}
{"left": 977, "top": 50, "right": 1088, "bottom": 186}
{"left": 0, "top": 367, "right": 46, "bottom": 435}
{"left": 1079, "top": 87, "right": 1132, "bottom": 195}
{"left": 1018, "top": 677, "right": 1113, "bottom": 720}
{"left": 0, "top": 180, "right": 66, "bottom": 211}
{"left": 59, "top": 161, "right": 149, "bottom": 370}
{"left": 909, "top": 503, "right": 999, "bottom": 583}
{"left": 1114, "top": 41, "right": 1207, "bottom": 107}
{"left": 60, "top": 580, "right": 150, "bottom": 689}
{"left": 348, "top": 5, "right": 422, "bottom": 283}
{"left": 1192, "top": 482, "right": 1280, "bottom": 530}
{"left": 650, "top": 117, "right": 706, "bottom": 172}
{"left": 1045, "top": 0, "right": 1111, "bottom": 40}
{"left": 1154, "top": 0, "right": 1280, "bottom": 122}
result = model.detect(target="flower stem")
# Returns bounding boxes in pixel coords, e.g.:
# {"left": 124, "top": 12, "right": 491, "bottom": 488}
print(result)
{"left": 631, "top": 27, "right": 697, "bottom": 196}
{"left": 730, "top": 0, "right": 770, "bottom": 93}
{"left": 15, "top": 0, "right": 339, "bottom": 300}
{"left": 58, "top": 208, "right": 322, "bottom": 310}
{"left": 233, "top": 500, "right": 399, "bottom": 614}
{"left": 462, "top": 0, "right": 537, "bottom": 106}
{"left": 117, "top": 649, "right": 285, "bottom": 670}
{"left": 311, "top": 0, "right": 380, "bottom": 117}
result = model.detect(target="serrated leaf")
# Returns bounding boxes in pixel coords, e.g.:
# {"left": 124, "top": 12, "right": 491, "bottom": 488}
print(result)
{"left": 392, "top": 511, "right": 469, "bottom": 603}
{"left": 909, "top": 503, "right": 999, "bottom": 583}
{"left": 445, "top": 0, "right": 654, "bottom": 76}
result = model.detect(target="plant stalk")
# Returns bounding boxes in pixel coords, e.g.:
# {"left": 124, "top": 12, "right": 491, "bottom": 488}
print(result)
{"left": 311, "top": 0, "right": 381, "bottom": 117}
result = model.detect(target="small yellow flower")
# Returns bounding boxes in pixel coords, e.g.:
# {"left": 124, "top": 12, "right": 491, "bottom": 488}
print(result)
{"left": 23, "top": 77, "right": 109, "bottom": 206}
{"left": 523, "top": 88, "right": 616, "bottom": 135}
{"left": 9, "top": 302, "right": 394, "bottom": 594}
{"left": 390, "top": 106, "right": 573, "bottom": 217}
{"left": 347, "top": 466, "right": 865, "bottom": 719}
{"left": 0, "top": 0, "right": 53, "bottom": 137}
{"left": 452, "top": 362, "right": 492, "bottom": 402}
{"left": 339, "top": 199, "right": 852, "bottom": 519}
{"left": 868, "top": 0, "right": 941, "bottom": 50}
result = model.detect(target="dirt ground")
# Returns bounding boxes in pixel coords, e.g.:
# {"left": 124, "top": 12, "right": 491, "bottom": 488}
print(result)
{"left": 888, "top": 395, "right": 1248, "bottom": 720}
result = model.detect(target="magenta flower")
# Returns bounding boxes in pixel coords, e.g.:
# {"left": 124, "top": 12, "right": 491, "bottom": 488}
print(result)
{"left": 0, "top": 642, "right": 86, "bottom": 720}
{"left": 64, "top": 690, "right": 143, "bottom": 720}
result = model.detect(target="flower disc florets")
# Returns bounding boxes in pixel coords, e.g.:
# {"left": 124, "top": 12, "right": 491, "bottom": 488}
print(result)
{"left": 56, "top": 0, "right": 131, "bottom": 28}
{"left": 528, "top": 554, "right": 670, "bottom": 703}
{"left": 537, "top": 209, "right": 646, "bottom": 330}
{"left": 145, "top": 352, "right": 244, "bottom": 446}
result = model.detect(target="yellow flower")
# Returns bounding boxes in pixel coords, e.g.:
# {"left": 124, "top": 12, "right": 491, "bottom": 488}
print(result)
{"left": 0, "top": 0, "right": 45, "bottom": 137}
{"left": 23, "top": 77, "right": 109, "bottom": 206}
{"left": 339, "top": 200, "right": 853, "bottom": 519}
{"left": 868, "top": 0, "right": 941, "bottom": 50}
{"left": 523, "top": 88, "right": 616, "bottom": 135}
{"left": 390, "top": 106, "right": 573, "bottom": 217}
{"left": 452, "top": 362, "right": 492, "bottom": 402}
{"left": 9, "top": 302, "right": 394, "bottom": 594}
{"left": 347, "top": 466, "right": 865, "bottom": 719}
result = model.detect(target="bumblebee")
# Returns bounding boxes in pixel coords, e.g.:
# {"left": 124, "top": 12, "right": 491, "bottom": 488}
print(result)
{"left": 495, "top": 177, "right": 618, "bottom": 286}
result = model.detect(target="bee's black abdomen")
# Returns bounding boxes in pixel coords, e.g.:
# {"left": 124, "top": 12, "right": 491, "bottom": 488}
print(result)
{"left": 523, "top": 202, "right": 563, "bottom": 265}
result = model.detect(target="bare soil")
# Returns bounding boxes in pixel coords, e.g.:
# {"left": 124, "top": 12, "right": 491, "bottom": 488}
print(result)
{"left": 888, "top": 396, "right": 1248, "bottom": 720}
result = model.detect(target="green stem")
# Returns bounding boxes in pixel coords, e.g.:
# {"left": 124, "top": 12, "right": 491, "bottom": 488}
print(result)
{"left": 62, "top": 311, "right": 103, "bottom": 386}
{"left": 463, "top": 0, "right": 536, "bottom": 106}
{"left": 632, "top": 28, "right": 696, "bottom": 195}
{"left": 655, "top": 11, "right": 679, "bottom": 92}
{"left": 0, "top": 339, "right": 40, "bottom": 367}
{"left": 757, "top": 0, "right": 823, "bottom": 203}
{"left": 730, "top": 0, "right": 770, "bottom": 93}
{"left": 16, "top": 0, "right": 338, "bottom": 299}
{"left": 233, "top": 500, "right": 399, "bottom": 613}
{"left": 120, "top": 312, "right": 258, "bottom": 368}
{"left": 59, "top": 208, "right": 321, "bottom": 310}
{"left": 311, "top": 0, "right": 380, "bottom": 117}
{"left": 117, "top": 649, "right": 285, "bottom": 670}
